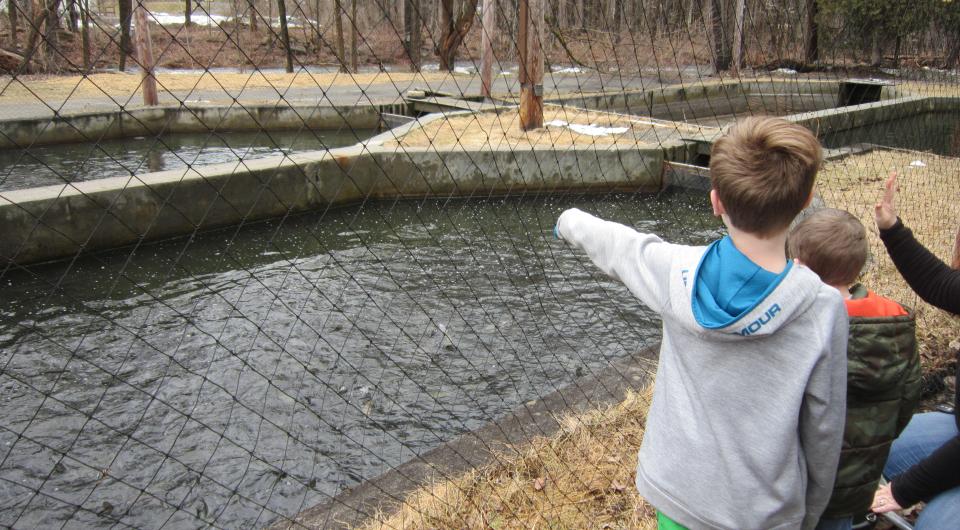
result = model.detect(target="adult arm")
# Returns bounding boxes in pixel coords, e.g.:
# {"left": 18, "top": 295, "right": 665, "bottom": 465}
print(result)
{"left": 889, "top": 435, "right": 960, "bottom": 508}
{"left": 875, "top": 172, "right": 960, "bottom": 315}
{"left": 799, "top": 298, "right": 849, "bottom": 529}
{"left": 556, "top": 208, "right": 675, "bottom": 313}
{"left": 879, "top": 219, "right": 960, "bottom": 315}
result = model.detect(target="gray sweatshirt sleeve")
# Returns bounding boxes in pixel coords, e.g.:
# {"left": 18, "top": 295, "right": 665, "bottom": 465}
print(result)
{"left": 799, "top": 294, "right": 849, "bottom": 530}
{"left": 556, "top": 208, "right": 673, "bottom": 313}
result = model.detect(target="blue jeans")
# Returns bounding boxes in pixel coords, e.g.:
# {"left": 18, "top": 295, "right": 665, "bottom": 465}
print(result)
{"left": 884, "top": 412, "right": 960, "bottom": 530}
{"left": 814, "top": 517, "right": 852, "bottom": 530}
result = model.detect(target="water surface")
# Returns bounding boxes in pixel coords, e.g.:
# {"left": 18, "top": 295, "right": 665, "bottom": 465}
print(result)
{"left": 0, "top": 191, "right": 721, "bottom": 528}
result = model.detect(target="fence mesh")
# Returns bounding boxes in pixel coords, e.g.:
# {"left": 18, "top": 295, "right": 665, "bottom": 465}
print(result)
{"left": 0, "top": 0, "right": 958, "bottom": 528}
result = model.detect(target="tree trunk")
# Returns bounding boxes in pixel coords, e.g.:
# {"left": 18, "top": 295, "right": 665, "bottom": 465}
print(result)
{"left": 119, "top": 0, "right": 133, "bottom": 71}
{"left": 730, "top": 0, "right": 745, "bottom": 74}
{"left": 893, "top": 35, "right": 901, "bottom": 68}
{"left": 277, "top": 0, "right": 293, "bottom": 72}
{"left": 8, "top": 0, "right": 18, "bottom": 49}
{"left": 20, "top": 1, "right": 50, "bottom": 71}
{"left": 952, "top": 226, "right": 960, "bottom": 270}
{"left": 349, "top": 0, "right": 357, "bottom": 72}
{"left": 68, "top": 0, "right": 78, "bottom": 31}
{"left": 803, "top": 0, "right": 818, "bottom": 64}
{"left": 437, "top": 0, "right": 479, "bottom": 71}
{"left": 480, "top": 0, "right": 495, "bottom": 97}
{"left": 42, "top": 0, "right": 59, "bottom": 67}
{"left": 185, "top": 0, "right": 191, "bottom": 26}
{"left": 335, "top": 0, "right": 346, "bottom": 72}
{"left": 709, "top": 0, "right": 730, "bottom": 71}
{"left": 249, "top": 0, "right": 257, "bottom": 32}
{"left": 870, "top": 29, "right": 882, "bottom": 67}
{"left": 80, "top": 0, "right": 89, "bottom": 69}
{"left": 406, "top": 0, "right": 421, "bottom": 71}
{"left": 134, "top": 4, "right": 158, "bottom": 105}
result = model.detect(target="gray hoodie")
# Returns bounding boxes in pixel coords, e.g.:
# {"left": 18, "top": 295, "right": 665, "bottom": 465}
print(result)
{"left": 556, "top": 208, "right": 847, "bottom": 530}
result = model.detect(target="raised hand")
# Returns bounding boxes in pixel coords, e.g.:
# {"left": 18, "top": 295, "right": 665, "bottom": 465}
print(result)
{"left": 875, "top": 172, "right": 899, "bottom": 230}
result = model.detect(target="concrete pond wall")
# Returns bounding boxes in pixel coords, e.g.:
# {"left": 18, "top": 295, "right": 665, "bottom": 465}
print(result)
{"left": 2, "top": 86, "right": 957, "bottom": 266}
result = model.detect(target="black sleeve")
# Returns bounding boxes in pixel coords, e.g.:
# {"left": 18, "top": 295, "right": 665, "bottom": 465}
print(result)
{"left": 879, "top": 218, "right": 960, "bottom": 315}
{"left": 890, "top": 434, "right": 960, "bottom": 507}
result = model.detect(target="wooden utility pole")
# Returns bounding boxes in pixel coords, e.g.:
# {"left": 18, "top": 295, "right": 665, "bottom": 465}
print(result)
{"left": 731, "top": 0, "right": 745, "bottom": 74}
{"left": 277, "top": 0, "right": 293, "bottom": 72}
{"left": 480, "top": 0, "right": 496, "bottom": 98}
{"left": 133, "top": 2, "right": 158, "bottom": 105}
{"left": 518, "top": 0, "right": 543, "bottom": 130}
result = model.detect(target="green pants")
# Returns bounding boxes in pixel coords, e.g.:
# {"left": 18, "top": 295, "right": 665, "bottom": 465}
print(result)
{"left": 657, "top": 511, "right": 690, "bottom": 530}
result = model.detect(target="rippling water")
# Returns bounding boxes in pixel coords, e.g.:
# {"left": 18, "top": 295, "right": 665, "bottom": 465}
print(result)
{"left": 0, "top": 129, "right": 374, "bottom": 191}
{"left": 0, "top": 191, "right": 721, "bottom": 528}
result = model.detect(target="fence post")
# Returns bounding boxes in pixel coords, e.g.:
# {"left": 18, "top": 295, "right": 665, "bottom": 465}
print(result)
{"left": 134, "top": 2, "right": 158, "bottom": 106}
{"left": 519, "top": 0, "right": 542, "bottom": 130}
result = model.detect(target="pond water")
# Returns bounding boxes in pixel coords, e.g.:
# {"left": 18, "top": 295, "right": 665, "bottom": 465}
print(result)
{"left": 0, "top": 129, "right": 375, "bottom": 192}
{"left": 0, "top": 191, "right": 721, "bottom": 528}
{"left": 819, "top": 111, "right": 960, "bottom": 157}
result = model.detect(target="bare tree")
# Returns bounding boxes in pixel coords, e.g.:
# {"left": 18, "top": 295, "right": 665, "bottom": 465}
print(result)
{"left": 277, "top": 0, "right": 293, "bottom": 72}
{"left": 436, "top": 0, "right": 479, "bottom": 71}
{"left": 119, "top": 0, "right": 133, "bottom": 71}
{"left": 7, "top": 0, "right": 18, "bottom": 49}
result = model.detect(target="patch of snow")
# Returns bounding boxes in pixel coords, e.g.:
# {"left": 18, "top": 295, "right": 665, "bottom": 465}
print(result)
{"left": 552, "top": 66, "right": 583, "bottom": 74}
{"left": 453, "top": 66, "right": 476, "bottom": 75}
{"left": 773, "top": 68, "right": 797, "bottom": 75}
{"left": 567, "top": 123, "right": 628, "bottom": 136}
{"left": 545, "top": 120, "right": 568, "bottom": 127}
{"left": 149, "top": 12, "right": 232, "bottom": 27}
{"left": 909, "top": 160, "right": 926, "bottom": 167}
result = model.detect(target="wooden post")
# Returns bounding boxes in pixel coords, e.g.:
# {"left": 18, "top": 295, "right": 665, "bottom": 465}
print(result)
{"left": 730, "top": 0, "right": 745, "bottom": 74}
{"left": 184, "top": 0, "right": 191, "bottom": 26}
{"left": 277, "top": 0, "right": 293, "bottom": 72}
{"left": 519, "top": 0, "right": 543, "bottom": 130}
{"left": 480, "top": 0, "right": 495, "bottom": 98}
{"left": 803, "top": 0, "right": 818, "bottom": 64}
{"left": 119, "top": 0, "right": 132, "bottom": 71}
{"left": 134, "top": 2, "right": 158, "bottom": 105}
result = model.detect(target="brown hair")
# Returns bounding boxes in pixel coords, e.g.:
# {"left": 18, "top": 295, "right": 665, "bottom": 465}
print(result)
{"left": 710, "top": 116, "right": 822, "bottom": 237}
{"left": 787, "top": 208, "right": 868, "bottom": 286}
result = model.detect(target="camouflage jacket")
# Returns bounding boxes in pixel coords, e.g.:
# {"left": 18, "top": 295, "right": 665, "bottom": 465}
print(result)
{"left": 821, "top": 284, "right": 921, "bottom": 518}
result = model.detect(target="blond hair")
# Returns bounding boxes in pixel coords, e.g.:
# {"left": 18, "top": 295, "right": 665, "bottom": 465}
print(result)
{"left": 710, "top": 116, "right": 822, "bottom": 237}
{"left": 788, "top": 208, "right": 868, "bottom": 286}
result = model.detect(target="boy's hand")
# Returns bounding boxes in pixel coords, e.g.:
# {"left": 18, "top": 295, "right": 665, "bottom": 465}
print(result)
{"left": 875, "top": 172, "right": 899, "bottom": 230}
{"left": 870, "top": 483, "right": 903, "bottom": 514}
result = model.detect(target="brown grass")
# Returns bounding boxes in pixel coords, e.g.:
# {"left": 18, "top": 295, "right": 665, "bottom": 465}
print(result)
{"left": 389, "top": 105, "right": 710, "bottom": 149}
{"left": 358, "top": 389, "right": 657, "bottom": 530}
{"left": 818, "top": 148, "right": 960, "bottom": 372}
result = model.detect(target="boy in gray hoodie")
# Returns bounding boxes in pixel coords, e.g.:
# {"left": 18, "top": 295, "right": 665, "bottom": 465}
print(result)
{"left": 555, "top": 116, "right": 848, "bottom": 530}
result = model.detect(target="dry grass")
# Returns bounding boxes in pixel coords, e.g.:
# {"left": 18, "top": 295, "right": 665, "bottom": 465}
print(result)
{"left": 818, "top": 148, "right": 960, "bottom": 371}
{"left": 390, "top": 105, "right": 709, "bottom": 149}
{"left": 358, "top": 389, "right": 657, "bottom": 530}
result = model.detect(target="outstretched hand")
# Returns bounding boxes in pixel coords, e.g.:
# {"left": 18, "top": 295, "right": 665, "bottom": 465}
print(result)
{"left": 871, "top": 483, "right": 903, "bottom": 514}
{"left": 875, "top": 172, "right": 899, "bottom": 230}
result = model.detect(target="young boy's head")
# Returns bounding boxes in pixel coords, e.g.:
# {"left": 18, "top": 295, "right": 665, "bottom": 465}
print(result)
{"left": 788, "top": 208, "right": 868, "bottom": 288}
{"left": 710, "top": 116, "right": 822, "bottom": 238}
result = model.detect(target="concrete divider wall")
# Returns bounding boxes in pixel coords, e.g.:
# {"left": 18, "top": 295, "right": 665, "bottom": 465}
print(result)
{"left": 0, "top": 103, "right": 396, "bottom": 149}
{"left": 788, "top": 96, "right": 958, "bottom": 135}
{"left": 0, "top": 143, "right": 667, "bottom": 265}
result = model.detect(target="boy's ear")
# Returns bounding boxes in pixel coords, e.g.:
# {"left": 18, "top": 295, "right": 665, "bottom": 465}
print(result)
{"left": 710, "top": 189, "right": 725, "bottom": 217}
